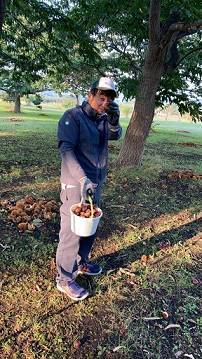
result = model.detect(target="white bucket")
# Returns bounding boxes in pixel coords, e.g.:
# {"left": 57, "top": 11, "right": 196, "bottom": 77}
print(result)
{"left": 70, "top": 203, "right": 103, "bottom": 237}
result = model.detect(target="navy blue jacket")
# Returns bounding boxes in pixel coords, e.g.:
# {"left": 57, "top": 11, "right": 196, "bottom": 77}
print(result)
{"left": 57, "top": 101, "right": 122, "bottom": 186}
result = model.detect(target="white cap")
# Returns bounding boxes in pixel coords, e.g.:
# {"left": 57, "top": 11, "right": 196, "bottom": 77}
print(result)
{"left": 91, "top": 77, "right": 117, "bottom": 96}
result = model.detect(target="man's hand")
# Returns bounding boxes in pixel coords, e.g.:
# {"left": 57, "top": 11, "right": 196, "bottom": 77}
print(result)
{"left": 107, "top": 101, "right": 120, "bottom": 126}
{"left": 79, "top": 177, "right": 97, "bottom": 201}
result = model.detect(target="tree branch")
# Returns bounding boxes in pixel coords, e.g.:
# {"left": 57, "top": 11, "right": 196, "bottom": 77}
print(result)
{"left": 8, "top": 12, "right": 47, "bottom": 37}
{"left": 105, "top": 36, "right": 142, "bottom": 73}
{"left": 169, "top": 20, "right": 202, "bottom": 32}
{"left": 149, "top": 0, "right": 161, "bottom": 45}
{"left": 176, "top": 46, "right": 202, "bottom": 68}
{"left": 160, "top": 20, "right": 202, "bottom": 49}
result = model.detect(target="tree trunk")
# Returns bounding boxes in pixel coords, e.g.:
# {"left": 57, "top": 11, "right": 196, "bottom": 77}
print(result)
{"left": 75, "top": 94, "right": 79, "bottom": 106}
{"left": 14, "top": 93, "right": 21, "bottom": 113}
{"left": 116, "top": 47, "right": 165, "bottom": 167}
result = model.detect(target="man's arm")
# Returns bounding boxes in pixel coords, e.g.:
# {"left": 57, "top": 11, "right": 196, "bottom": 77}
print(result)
{"left": 57, "top": 111, "right": 86, "bottom": 181}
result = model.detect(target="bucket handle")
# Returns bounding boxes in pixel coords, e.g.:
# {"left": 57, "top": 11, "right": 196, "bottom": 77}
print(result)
{"left": 80, "top": 189, "right": 94, "bottom": 218}
{"left": 87, "top": 189, "right": 94, "bottom": 218}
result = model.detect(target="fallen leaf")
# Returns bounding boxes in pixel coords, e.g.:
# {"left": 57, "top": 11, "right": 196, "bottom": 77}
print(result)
{"left": 164, "top": 324, "right": 181, "bottom": 331}
{"left": 141, "top": 255, "right": 148, "bottom": 266}
{"left": 175, "top": 350, "right": 183, "bottom": 358}
{"left": 127, "top": 223, "right": 138, "bottom": 230}
{"left": 187, "top": 319, "right": 197, "bottom": 325}
{"left": 106, "top": 269, "right": 116, "bottom": 275}
{"left": 35, "top": 284, "right": 41, "bottom": 291}
{"left": 154, "top": 323, "right": 163, "bottom": 329}
{"left": 0, "top": 243, "right": 10, "bottom": 251}
{"left": 113, "top": 346, "right": 125, "bottom": 352}
{"left": 119, "top": 268, "right": 136, "bottom": 277}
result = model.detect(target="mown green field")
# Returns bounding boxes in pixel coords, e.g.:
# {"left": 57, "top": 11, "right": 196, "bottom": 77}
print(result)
{"left": 0, "top": 101, "right": 202, "bottom": 359}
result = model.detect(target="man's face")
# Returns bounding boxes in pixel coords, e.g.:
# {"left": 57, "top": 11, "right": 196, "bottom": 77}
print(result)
{"left": 88, "top": 90, "right": 112, "bottom": 114}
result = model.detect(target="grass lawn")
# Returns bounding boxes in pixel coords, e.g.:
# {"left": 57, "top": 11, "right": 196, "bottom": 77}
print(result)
{"left": 0, "top": 102, "right": 202, "bottom": 359}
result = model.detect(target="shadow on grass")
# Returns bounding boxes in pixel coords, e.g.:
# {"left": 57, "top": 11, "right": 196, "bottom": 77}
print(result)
{"left": 97, "top": 218, "right": 201, "bottom": 271}
{"left": 2, "top": 301, "right": 75, "bottom": 344}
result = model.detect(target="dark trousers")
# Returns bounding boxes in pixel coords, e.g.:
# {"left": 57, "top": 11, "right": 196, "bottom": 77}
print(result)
{"left": 56, "top": 185, "right": 101, "bottom": 284}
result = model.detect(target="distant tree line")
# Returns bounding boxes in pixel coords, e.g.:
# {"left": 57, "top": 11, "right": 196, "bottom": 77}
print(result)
{"left": 0, "top": 0, "right": 201, "bottom": 166}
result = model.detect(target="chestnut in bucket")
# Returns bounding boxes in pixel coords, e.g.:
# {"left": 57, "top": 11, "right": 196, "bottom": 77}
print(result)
{"left": 72, "top": 204, "right": 100, "bottom": 218}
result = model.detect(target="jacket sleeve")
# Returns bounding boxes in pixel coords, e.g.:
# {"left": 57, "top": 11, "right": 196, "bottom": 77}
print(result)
{"left": 57, "top": 111, "right": 86, "bottom": 181}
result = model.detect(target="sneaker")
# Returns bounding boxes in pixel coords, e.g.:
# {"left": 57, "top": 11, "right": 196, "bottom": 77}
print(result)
{"left": 57, "top": 280, "right": 89, "bottom": 301}
{"left": 78, "top": 262, "right": 102, "bottom": 276}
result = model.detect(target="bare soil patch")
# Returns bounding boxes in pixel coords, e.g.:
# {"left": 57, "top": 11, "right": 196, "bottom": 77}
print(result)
{"left": 177, "top": 142, "right": 202, "bottom": 148}
{"left": 167, "top": 170, "right": 202, "bottom": 180}
{"left": 8, "top": 117, "right": 23, "bottom": 122}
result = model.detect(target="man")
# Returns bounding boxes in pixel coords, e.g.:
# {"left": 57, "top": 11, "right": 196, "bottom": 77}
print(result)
{"left": 56, "top": 77, "right": 122, "bottom": 301}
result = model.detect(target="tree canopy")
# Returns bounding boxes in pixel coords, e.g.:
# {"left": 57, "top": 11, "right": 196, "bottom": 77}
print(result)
{"left": 0, "top": 0, "right": 101, "bottom": 110}
{"left": 1, "top": 0, "right": 201, "bottom": 118}
{"left": 70, "top": 0, "right": 201, "bottom": 121}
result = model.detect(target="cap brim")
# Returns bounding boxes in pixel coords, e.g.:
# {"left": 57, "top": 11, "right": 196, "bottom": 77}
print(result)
{"left": 97, "top": 87, "right": 117, "bottom": 96}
